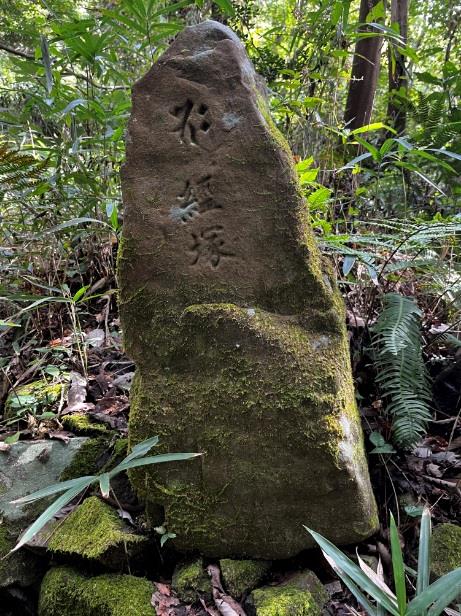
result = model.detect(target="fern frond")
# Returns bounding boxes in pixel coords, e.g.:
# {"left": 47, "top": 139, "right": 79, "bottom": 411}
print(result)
{"left": 372, "top": 293, "right": 432, "bottom": 449}
{"left": 0, "top": 143, "right": 48, "bottom": 193}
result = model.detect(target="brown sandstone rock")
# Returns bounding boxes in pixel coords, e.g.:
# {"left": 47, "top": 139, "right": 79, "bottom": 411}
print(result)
{"left": 119, "top": 20, "right": 377, "bottom": 559}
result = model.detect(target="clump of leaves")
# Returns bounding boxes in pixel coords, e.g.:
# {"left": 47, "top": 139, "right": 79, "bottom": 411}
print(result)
{"left": 9, "top": 436, "right": 200, "bottom": 553}
{"left": 306, "top": 508, "right": 461, "bottom": 616}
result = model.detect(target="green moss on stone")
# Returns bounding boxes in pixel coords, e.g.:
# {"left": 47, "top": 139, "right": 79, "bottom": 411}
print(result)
{"left": 431, "top": 523, "right": 461, "bottom": 578}
{"left": 60, "top": 437, "right": 109, "bottom": 481}
{"left": 47, "top": 496, "right": 145, "bottom": 565}
{"left": 5, "top": 379, "right": 67, "bottom": 419}
{"left": 62, "top": 413, "right": 109, "bottom": 435}
{"left": 220, "top": 559, "right": 271, "bottom": 597}
{"left": 172, "top": 558, "right": 212, "bottom": 603}
{"left": 251, "top": 584, "right": 323, "bottom": 616}
{"left": 38, "top": 566, "right": 154, "bottom": 616}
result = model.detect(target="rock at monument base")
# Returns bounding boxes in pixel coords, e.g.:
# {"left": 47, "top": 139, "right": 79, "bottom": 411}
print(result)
{"left": 431, "top": 523, "right": 461, "bottom": 578}
{"left": 0, "top": 523, "right": 44, "bottom": 588}
{"left": 220, "top": 558, "right": 271, "bottom": 598}
{"left": 31, "top": 496, "right": 146, "bottom": 569}
{"left": 38, "top": 566, "right": 154, "bottom": 616}
{"left": 0, "top": 438, "right": 89, "bottom": 524}
{"left": 172, "top": 557, "right": 212, "bottom": 603}
{"left": 248, "top": 570, "right": 327, "bottom": 616}
{"left": 119, "top": 19, "right": 377, "bottom": 558}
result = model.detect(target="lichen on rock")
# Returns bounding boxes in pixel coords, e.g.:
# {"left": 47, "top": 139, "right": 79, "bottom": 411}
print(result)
{"left": 46, "top": 496, "right": 146, "bottom": 568}
{"left": 172, "top": 558, "right": 212, "bottom": 603}
{"left": 220, "top": 559, "right": 271, "bottom": 598}
{"left": 431, "top": 523, "right": 461, "bottom": 577}
{"left": 38, "top": 566, "right": 154, "bottom": 616}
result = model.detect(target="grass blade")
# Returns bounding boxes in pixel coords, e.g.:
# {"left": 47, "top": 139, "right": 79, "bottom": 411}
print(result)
{"left": 407, "top": 568, "right": 461, "bottom": 616}
{"left": 323, "top": 552, "right": 378, "bottom": 616}
{"left": 121, "top": 436, "right": 159, "bottom": 464}
{"left": 389, "top": 513, "right": 407, "bottom": 616}
{"left": 111, "top": 452, "right": 202, "bottom": 475}
{"left": 416, "top": 507, "right": 431, "bottom": 597}
{"left": 10, "top": 475, "right": 95, "bottom": 505}
{"left": 98, "top": 473, "right": 110, "bottom": 499}
{"left": 9, "top": 485, "right": 86, "bottom": 554}
{"left": 305, "top": 527, "right": 399, "bottom": 616}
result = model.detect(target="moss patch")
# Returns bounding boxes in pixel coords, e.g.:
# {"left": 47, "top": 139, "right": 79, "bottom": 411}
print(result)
{"left": 250, "top": 583, "right": 324, "bottom": 616}
{"left": 172, "top": 558, "right": 212, "bottom": 603}
{"left": 220, "top": 559, "right": 271, "bottom": 597}
{"left": 5, "top": 378, "right": 67, "bottom": 420}
{"left": 62, "top": 413, "right": 109, "bottom": 436}
{"left": 38, "top": 566, "right": 154, "bottom": 616}
{"left": 47, "top": 496, "right": 146, "bottom": 567}
{"left": 60, "top": 437, "right": 109, "bottom": 481}
{"left": 431, "top": 523, "right": 461, "bottom": 577}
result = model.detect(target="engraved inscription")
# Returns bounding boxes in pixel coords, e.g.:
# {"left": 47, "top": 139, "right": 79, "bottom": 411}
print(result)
{"left": 189, "top": 225, "right": 234, "bottom": 268}
{"left": 170, "top": 176, "right": 222, "bottom": 224}
{"left": 170, "top": 99, "right": 211, "bottom": 146}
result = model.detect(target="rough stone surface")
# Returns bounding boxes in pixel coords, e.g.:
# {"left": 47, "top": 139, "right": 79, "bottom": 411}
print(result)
{"left": 220, "top": 559, "right": 271, "bottom": 598}
{"left": 0, "top": 522, "right": 44, "bottom": 588}
{"left": 431, "top": 523, "right": 461, "bottom": 578}
{"left": 172, "top": 558, "right": 212, "bottom": 603}
{"left": 249, "top": 569, "right": 327, "bottom": 616}
{"left": 38, "top": 566, "right": 154, "bottom": 616}
{"left": 119, "top": 19, "right": 377, "bottom": 558}
{"left": 33, "top": 496, "right": 146, "bottom": 569}
{"left": 0, "top": 438, "right": 88, "bottom": 523}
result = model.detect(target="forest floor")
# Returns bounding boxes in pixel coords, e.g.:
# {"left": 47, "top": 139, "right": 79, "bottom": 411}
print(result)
{"left": 0, "top": 242, "right": 460, "bottom": 616}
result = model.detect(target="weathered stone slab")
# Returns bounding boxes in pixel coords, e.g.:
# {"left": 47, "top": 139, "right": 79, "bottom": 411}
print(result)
{"left": 119, "top": 20, "right": 377, "bottom": 558}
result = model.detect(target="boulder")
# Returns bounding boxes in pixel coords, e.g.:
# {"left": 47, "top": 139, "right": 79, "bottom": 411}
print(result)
{"left": 119, "top": 19, "right": 377, "bottom": 558}
{"left": 431, "top": 523, "right": 461, "bottom": 577}
{"left": 38, "top": 566, "right": 154, "bottom": 616}
{"left": 220, "top": 559, "right": 271, "bottom": 598}
{"left": 35, "top": 496, "right": 146, "bottom": 569}
{"left": 248, "top": 570, "right": 327, "bottom": 616}
{"left": 172, "top": 558, "right": 212, "bottom": 603}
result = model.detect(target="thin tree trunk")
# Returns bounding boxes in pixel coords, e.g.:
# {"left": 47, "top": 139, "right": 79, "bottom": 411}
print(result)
{"left": 387, "top": 0, "right": 408, "bottom": 133}
{"left": 344, "top": 0, "right": 384, "bottom": 130}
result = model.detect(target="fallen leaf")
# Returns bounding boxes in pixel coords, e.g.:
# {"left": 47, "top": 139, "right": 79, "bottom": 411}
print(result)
{"left": 207, "top": 565, "right": 246, "bottom": 616}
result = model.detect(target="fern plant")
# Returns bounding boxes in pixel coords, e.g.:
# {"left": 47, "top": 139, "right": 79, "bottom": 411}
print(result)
{"left": 372, "top": 293, "right": 432, "bottom": 449}
{"left": 0, "top": 142, "right": 48, "bottom": 197}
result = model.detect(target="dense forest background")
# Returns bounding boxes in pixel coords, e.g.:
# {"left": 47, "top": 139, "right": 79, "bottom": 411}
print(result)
{"left": 0, "top": 0, "right": 460, "bottom": 492}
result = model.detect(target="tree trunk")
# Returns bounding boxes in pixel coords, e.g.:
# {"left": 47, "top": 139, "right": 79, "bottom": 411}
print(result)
{"left": 387, "top": 0, "right": 408, "bottom": 133}
{"left": 344, "top": 0, "right": 384, "bottom": 130}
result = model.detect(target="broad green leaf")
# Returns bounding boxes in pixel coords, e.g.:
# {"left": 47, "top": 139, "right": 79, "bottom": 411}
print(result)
{"left": 4, "top": 431, "right": 20, "bottom": 444}
{"left": 10, "top": 475, "right": 95, "bottom": 505}
{"left": 72, "top": 285, "right": 90, "bottom": 303}
{"left": 111, "top": 452, "right": 202, "bottom": 476}
{"left": 389, "top": 513, "right": 407, "bottom": 616}
{"left": 323, "top": 551, "right": 378, "bottom": 616}
{"left": 305, "top": 527, "right": 400, "bottom": 616}
{"left": 416, "top": 508, "right": 431, "bottom": 595}
{"left": 407, "top": 568, "right": 461, "bottom": 616}
{"left": 121, "top": 436, "right": 159, "bottom": 464}
{"left": 350, "top": 122, "right": 395, "bottom": 136}
{"left": 213, "top": 0, "right": 235, "bottom": 15}
{"left": 99, "top": 473, "right": 111, "bottom": 499}
{"left": 10, "top": 485, "right": 86, "bottom": 554}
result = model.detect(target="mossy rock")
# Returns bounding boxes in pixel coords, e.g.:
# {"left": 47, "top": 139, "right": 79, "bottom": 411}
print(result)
{"left": 220, "top": 559, "right": 271, "bottom": 598}
{"left": 249, "top": 571, "right": 327, "bottom": 616}
{"left": 0, "top": 522, "right": 43, "bottom": 588}
{"left": 431, "top": 523, "right": 461, "bottom": 577}
{"left": 45, "top": 496, "right": 146, "bottom": 568}
{"left": 4, "top": 378, "right": 68, "bottom": 420}
{"left": 62, "top": 413, "right": 109, "bottom": 436}
{"left": 60, "top": 437, "right": 110, "bottom": 481}
{"left": 172, "top": 558, "right": 212, "bottom": 603}
{"left": 38, "top": 566, "right": 154, "bottom": 616}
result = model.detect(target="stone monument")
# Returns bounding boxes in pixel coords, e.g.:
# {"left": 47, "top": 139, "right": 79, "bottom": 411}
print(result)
{"left": 118, "top": 20, "right": 377, "bottom": 559}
